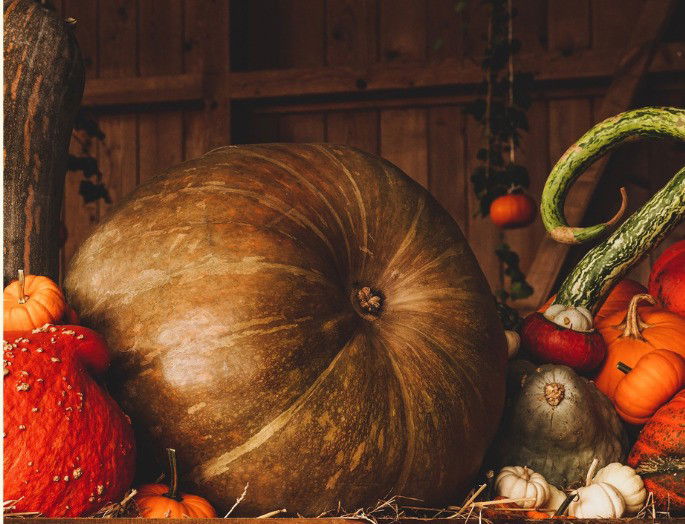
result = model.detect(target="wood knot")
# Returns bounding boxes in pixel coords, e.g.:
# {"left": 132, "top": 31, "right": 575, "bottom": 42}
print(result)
{"left": 357, "top": 287, "right": 383, "bottom": 316}
{"left": 544, "top": 382, "right": 565, "bottom": 406}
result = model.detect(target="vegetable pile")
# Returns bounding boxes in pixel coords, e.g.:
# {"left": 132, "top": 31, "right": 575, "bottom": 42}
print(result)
{"left": 501, "top": 107, "right": 685, "bottom": 517}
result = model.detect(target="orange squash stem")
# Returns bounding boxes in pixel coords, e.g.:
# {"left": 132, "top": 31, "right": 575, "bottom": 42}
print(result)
{"left": 164, "top": 448, "right": 181, "bottom": 501}
{"left": 17, "top": 269, "right": 27, "bottom": 304}
{"left": 619, "top": 294, "right": 656, "bottom": 338}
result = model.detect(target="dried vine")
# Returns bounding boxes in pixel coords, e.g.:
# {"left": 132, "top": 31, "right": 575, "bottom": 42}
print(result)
{"left": 464, "top": 0, "right": 534, "bottom": 303}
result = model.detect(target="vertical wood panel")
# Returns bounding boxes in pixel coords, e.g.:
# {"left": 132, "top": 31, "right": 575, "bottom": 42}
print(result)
{"left": 547, "top": 0, "right": 591, "bottom": 53}
{"left": 591, "top": 0, "right": 643, "bottom": 49}
{"left": 506, "top": 101, "right": 549, "bottom": 276}
{"left": 326, "top": 111, "right": 379, "bottom": 154}
{"left": 427, "top": 106, "right": 468, "bottom": 231}
{"left": 326, "top": 0, "right": 378, "bottom": 66}
{"left": 379, "top": 0, "right": 427, "bottom": 62}
{"left": 279, "top": 113, "right": 326, "bottom": 142}
{"left": 98, "top": 0, "right": 138, "bottom": 216}
{"left": 61, "top": 0, "right": 98, "bottom": 275}
{"left": 138, "top": 0, "right": 184, "bottom": 183}
{"left": 465, "top": 116, "right": 500, "bottom": 291}
{"left": 277, "top": 0, "right": 325, "bottom": 68}
{"left": 462, "top": 0, "right": 489, "bottom": 58}
{"left": 183, "top": 0, "right": 231, "bottom": 159}
{"left": 426, "top": 0, "right": 465, "bottom": 61}
{"left": 513, "top": 0, "right": 547, "bottom": 53}
{"left": 380, "top": 108, "right": 428, "bottom": 188}
{"left": 62, "top": 0, "right": 98, "bottom": 78}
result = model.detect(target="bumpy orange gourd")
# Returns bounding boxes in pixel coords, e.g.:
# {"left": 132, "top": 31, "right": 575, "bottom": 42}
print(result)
{"left": 595, "top": 294, "right": 685, "bottom": 399}
{"left": 135, "top": 449, "right": 216, "bottom": 519}
{"left": 3, "top": 271, "right": 66, "bottom": 331}
{"left": 628, "top": 390, "right": 685, "bottom": 515}
{"left": 489, "top": 193, "right": 536, "bottom": 229}
{"left": 613, "top": 349, "right": 685, "bottom": 424}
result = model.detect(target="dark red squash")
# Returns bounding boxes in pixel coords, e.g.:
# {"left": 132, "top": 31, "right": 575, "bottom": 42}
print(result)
{"left": 649, "top": 241, "right": 685, "bottom": 317}
{"left": 64, "top": 144, "right": 508, "bottom": 516}
{"left": 628, "top": 389, "right": 685, "bottom": 514}
{"left": 3, "top": 325, "right": 136, "bottom": 516}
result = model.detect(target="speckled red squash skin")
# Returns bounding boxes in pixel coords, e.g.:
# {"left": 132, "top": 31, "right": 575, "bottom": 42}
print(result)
{"left": 3, "top": 325, "right": 136, "bottom": 517}
{"left": 649, "top": 251, "right": 685, "bottom": 317}
{"left": 628, "top": 390, "right": 685, "bottom": 515}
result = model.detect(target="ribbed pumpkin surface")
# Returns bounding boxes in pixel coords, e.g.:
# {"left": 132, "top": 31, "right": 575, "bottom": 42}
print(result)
{"left": 64, "top": 144, "right": 507, "bottom": 515}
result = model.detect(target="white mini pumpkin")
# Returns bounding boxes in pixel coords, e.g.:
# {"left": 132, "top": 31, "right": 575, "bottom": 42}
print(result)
{"left": 543, "top": 304, "right": 594, "bottom": 331}
{"left": 591, "top": 462, "right": 646, "bottom": 514}
{"left": 495, "top": 466, "right": 550, "bottom": 509}
{"left": 546, "top": 485, "right": 568, "bottom": 515}
{"left": 568, "top": 483, "right": 625, "bottom": 518}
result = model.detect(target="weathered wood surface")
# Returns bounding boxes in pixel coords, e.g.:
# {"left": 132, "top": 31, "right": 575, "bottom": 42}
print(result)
{"left": 3, "top": 0, "right": 84, "bottom": 285}
{"left": 518, "top": 0, "right": 677, "bottom": 312}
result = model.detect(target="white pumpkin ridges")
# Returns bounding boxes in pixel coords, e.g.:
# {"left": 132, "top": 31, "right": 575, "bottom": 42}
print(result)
{"left": 568, "top": 482, "right": 625, "bottom": 519}
{"left": 495, "top": 466, "right": 551, "bottom": 509}
{"left": 591, "top": 462, "right": 646, "bottom": 514}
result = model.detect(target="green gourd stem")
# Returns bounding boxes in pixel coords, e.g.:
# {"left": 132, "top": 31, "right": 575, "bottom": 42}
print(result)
{"left": 541, "top": 107, "right": 685, "bottom": 244}
{"left": 617, "top": 362, "right": 632, "bottom": 374}
{"left": 555, "top": 165, "right": 685, "bottom": 311}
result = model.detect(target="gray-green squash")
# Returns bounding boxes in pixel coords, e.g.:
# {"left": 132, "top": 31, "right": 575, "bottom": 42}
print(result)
{"left": 498, "top": 362, "right": 627, "bottom": 488}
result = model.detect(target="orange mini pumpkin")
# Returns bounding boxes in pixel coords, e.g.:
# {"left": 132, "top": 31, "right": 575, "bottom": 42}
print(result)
{"left": 3, "top": 270, "right": 67, "bottom": 331}
{"left": 135, "top": 448, "right": 217, "bottom": 519}
{"left": 489, "top": 193, "right": 536, "bottom": 229}
{"left": 595, "top": 294, "right": 685, "bottom": 399}
{"left": 613, "top": 349, "right": 685, "bottom": 424}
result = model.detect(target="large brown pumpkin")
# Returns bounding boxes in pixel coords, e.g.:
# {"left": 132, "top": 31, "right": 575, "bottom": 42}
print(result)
{"left": 64, "top": 144, "right": 507, "bottom": 516}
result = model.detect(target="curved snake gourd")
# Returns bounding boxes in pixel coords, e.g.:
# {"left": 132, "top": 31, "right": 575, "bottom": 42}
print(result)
{"left": 541, "top": 107, "right": 685, "bottom": 314}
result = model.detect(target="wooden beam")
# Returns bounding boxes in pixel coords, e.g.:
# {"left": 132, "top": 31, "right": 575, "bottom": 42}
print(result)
{"left": 82, "top": 73, "right": 203, "bottom": 107}
{"left": 517, "top": 0, "right": 678, "bottom": 313}
{"left": 80, "top": 43, "right": 685, "bottom": 108}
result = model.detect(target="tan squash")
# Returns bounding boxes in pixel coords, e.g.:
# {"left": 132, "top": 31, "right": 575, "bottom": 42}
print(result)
{"left": 64, "top": 144, "right": 507, "bottom": 516}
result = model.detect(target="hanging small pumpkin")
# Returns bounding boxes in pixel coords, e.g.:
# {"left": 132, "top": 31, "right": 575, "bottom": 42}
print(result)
{"left": 134, "top": 448, "right": 217, "bottom": 518}
{"left": 595, "top": 294, "right": 685, "bottom": 400}
{"left": 489, "top": 193, "right": 536, "bottom": 229}
{"left": 613, "top": 349, "right": 685, "bottom": 425}
{"left": 3, "top": 270, "right": 67, "bottom": 331}
{"left": 567, "top": 483, "right": 625, "bottom": 519}
{"left": 590, "top": 463, "right": 646, "bottom": 514}
{"left": 649, "top": 240, "right": 685, "bottom": 317}
{"left": 628, "top": 390, "right": 685, "bottom": 515}
{"left": 495, "top": 466, "right": 551, "bottom": 509}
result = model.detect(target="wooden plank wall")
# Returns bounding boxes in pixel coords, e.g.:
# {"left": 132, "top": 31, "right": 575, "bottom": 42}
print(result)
{"left": 57, "top": 0, "right": 685, "bottom": 304}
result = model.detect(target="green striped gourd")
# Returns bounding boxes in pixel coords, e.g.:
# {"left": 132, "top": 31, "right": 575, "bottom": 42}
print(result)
{"left": 522, "top": 107, "right": 685, "bottom": 373}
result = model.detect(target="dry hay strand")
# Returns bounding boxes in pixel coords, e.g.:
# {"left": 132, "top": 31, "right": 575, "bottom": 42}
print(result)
{"left": 89, "top": 488, "right": 140, "bottom": 518}
{"left": 4, "top": 497, "right": 41, "bottom": 518}
{"left": 635, "top": 491, "right": 673, "bottom": 520}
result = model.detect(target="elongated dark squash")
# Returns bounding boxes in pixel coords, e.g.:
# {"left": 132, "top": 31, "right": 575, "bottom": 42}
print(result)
{"left": 3, "top": 0, "right": 84, "bottom": 284}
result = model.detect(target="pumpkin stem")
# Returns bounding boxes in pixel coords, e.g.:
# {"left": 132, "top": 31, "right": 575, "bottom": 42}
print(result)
{"left": 543, "top": 382, "right": 565, "bottom": 406}
{"left": 616, "top": 361, "right": 632, "bottom": 374}
{"left": 356, "top": 287, "right": 383, "bottom": 317}
{"left": 554, "top": 492, "right": 578, "bottom": 517}
{"left": 585, "top": 457, "right": 599, "bottom": 486}
{"left": 17, "top": 269, "right": 28, "bottom": 304}
{"left": 164, "top": 448, "right": 182, "bottom": 501}
{"left": 619, "top": 294, "right": 656, "bottom": 339}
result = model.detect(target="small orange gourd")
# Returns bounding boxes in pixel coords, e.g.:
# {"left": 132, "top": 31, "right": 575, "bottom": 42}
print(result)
{"left": 3, "top": 270, "right": 67, "bottom": 331}
{"left": 613, "top": 349, "right": 685, "bottom": 425}
{"left": 135, "top": 449, "right": 217, "bottom": 518}
{"left": 595, "top": 294, "right": 685, "bottom": 399}
{"left": 489, "top": 193, "right": 536, "bottom": 229}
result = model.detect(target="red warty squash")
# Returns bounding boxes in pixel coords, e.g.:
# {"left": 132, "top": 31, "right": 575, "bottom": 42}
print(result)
{"left": 628, "top": 390, "right": 685, "bottom": 514}
{"left": 649, "top": 240, "right": 685, "bottom": 317}
{"left": 3, "top": 325, "right": 136, "bottom": 516}
{"left": 64, "top": 144, "right": 508, "bottom": 516}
